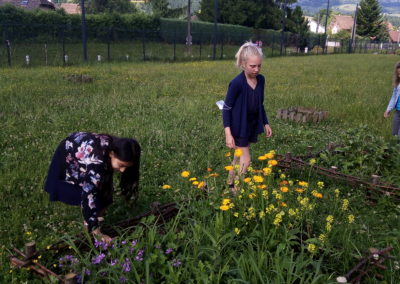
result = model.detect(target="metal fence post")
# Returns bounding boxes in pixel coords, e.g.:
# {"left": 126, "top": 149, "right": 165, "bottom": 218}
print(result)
{"left": 62, "top": 26, "right": 66, "bottom": 66}
{"left": 107, "top": 28, "right": 112, "bottom": 62}
{"left": 220, "top": 32, "right": 224, "bottom": 59}
{"left": 6, "top": 39, "right": 11, "bottom": 67}
{"left": 271, "top": 34, "right": 275, "bottom": 57}
{"left": 173, "top": 30, "right": 176, "bottom": 61}
{"left": 141, "top": 29, "right": 146, "bottom": 61}
{"left": 199, "top": 31, "right": 202, "bottom": 60}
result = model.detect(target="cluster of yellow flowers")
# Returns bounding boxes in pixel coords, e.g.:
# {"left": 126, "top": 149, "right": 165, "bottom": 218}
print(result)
{"left": 174, "top": 150, "right": 357, "bottom": 255}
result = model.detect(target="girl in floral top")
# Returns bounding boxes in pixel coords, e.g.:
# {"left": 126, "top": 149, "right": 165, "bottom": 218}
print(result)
{"left": 44, "top": 132, "right": 141, "bottom": 243}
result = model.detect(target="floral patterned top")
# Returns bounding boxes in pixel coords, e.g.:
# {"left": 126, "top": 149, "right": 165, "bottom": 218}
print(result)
{"left": 64, "top": 132, "right": 112, "bottom": 232}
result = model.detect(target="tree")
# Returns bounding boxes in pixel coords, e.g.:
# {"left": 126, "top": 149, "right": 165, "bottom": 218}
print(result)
{"left": 149, "top": 0, "right": 185, "bottom": 18}
{"left": 198, "top": 0, "right": 298, "bottom": 30}
{"left": 286, "top": 6, "right": 309, "bottom": 49}
{"left": 356, "top": 0, "right": 387, "bottom": 41}
{"left": 83, "top": 0, "right": 137, "bottom": 14}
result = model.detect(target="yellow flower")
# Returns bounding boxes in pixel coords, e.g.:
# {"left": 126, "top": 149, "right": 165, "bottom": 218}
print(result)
{"left": 234, "top": 228, "right": 241, "bottom": 235}
{"left": 229, "top": 202, "right": 235, "bottom": 209}
{"left": 197, "top": 181, "right": 206, "bottom": 189}
{"left": 247, "top": 166, "right": 254, "bottom": 172}
{"left": 233, "top": 212, "right": 239, "bottom": 217}
{"left": 317, "top": 181, "right": 324, "bottom": 188}
{"left": 234, "top": 149, "right": 243, "bottom": 157}
{"left": 326, "top": 222, "right": 332, "bottom": 232}
{"left": 299, "top": 197, "right": 309, "bottom": 206}
{"left": 279, "top": 201, "right": 287, "bottom": 207}
{"left": 220, "top": 205, "right": 230, "bottom": 211}
{"left": 38, "top": 255, "right": 42, "bottom": 259}
{"left": 162, "top": 184, "right": 171, "bottom": 190}
{"left": 288, "top": 209, "right": 296, "bottom": 216}
{"left": 46, "top": 245, "right": 51, "bottom": 250}
{"left": 280, "top": 174, "right": 286, "bottom": 179}
{"left": 225, "top": 152, "right": 231, "bottom": 157}
{"left": 268, "top": 160, "right": 278, "bottom": 166}
{"left": 209, "top": 173, "right": 219, "bottom": 177}
{"left": 189, "top": 177, "right": 197, "bottom": 182}
{"left": 326, "top": 215, "right": 334, "bottom": 223}
{"left": 32, "top": 259, "right": 38, "bottom": 263}
{"left": 248, "top": 193, "right": 256, "bottom": 199}
{"left": 181, "top": 171, "right": 190, "bottom": 178}
{"left": 224, "top": 165, "right": 234, "bottom": 171}
{"left": 341, "top": 199, "right": 349, "bottom": 211}
{"left": 307, "top": 243, "right": 317, "bottom": 253}
{"left": 309, "top": 158, "right": 316, "bottom": 165}
{"left": 265, "top": 152, "right": 274, "bottom": 159}
{"left": 334, "top": 188, "right": 340, "bottom": 198}
{"left": 280, "top": 186, "right": 289, "bottom": 193}
{"left": 312, "top": 191, "right": 323, "bottom": 198}
{"left": 298, "top": 181, "right": 308, "bottom": 187}
{"left": 244, "top": 177, "right": 252, "bottom": 183}
{"left": 318, "top": 234, "right": 326, "bottom": 243}
{"left": 262, "top": 167, "right": 272, "bottom": 175}
{"left": 258, "top": 155, "right": 267, "bottom": 160}
{"left": 348, "top": 214, "right": 355, "bottom": 224}
{"left": 25, "top": 232, "right": 32, "bottom": 236}
{"left": 295, "top": 188, "right": 304, "bottom": 193}
{"left": 222, "top": 198, "right": 231, "bottom": 205}
{"left": 253, "top": 176, "right": 264, "bottom": 183}
{"left": 192, "top": 181, "right": 199, "bottom": 186}
{"left": 262, "top": 190, "right": 269, "bottom": 199}
{"left": 259, "top": 211, "right": 265, "bottom": 218}
{"left": 257, "top": 184, "right": 267, "bottom": 189}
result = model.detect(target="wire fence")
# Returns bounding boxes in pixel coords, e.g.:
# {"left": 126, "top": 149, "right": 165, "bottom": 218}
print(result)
{"left": 1, "top": 23, "right": 400, "bottom": 67}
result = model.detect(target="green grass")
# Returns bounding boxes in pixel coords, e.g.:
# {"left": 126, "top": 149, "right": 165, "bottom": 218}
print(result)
{"left": 1, "top": 54, "right": 400, "bottom": 282}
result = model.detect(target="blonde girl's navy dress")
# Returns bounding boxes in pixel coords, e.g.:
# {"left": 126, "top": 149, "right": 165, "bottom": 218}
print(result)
{"left": 44, "top": 132, "right": 114, "bottom": 232}
{"left": 222, "top": 72, "right": 269, "bottom": 147}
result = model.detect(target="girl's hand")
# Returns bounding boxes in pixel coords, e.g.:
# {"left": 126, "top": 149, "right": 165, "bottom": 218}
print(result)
{"left": 384, "top": 111, "right": 390, "bottom": 118}
{"left": 92, "top": 228, "right": 113, "bottom": 244}
{"left": 226, "top": 135, "right": 236, "bottom": 149}
{"left": 265, "top": 125, "right": 272, "bottom": 137}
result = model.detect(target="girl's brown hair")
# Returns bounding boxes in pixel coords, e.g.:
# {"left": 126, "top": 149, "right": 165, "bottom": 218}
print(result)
{"left": 393, "top": 62, "right": 400, "bottom": 87}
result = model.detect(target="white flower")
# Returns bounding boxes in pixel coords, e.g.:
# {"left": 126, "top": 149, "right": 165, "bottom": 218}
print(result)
{"left": 373, "top": 254, "right": 379, "bottom": 261}
{"left": 336, "top": 276, "right": 347, "bottom": 283}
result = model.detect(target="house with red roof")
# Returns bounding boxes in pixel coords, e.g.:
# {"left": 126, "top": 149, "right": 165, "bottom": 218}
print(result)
{"left": 329, "top": 15, "right": 354, "bottom": 34}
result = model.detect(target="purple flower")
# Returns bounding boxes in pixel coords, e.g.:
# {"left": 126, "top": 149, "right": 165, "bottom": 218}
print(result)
{"left": 94, "top": 240, "right": 108, "bottom": 250}
{"left": 119, "top": 276, "right": 127, "bottom": 283}
{"left": 121, "top": 241, "right": 127, "bottom": 245}
{"left": 76, "top": 274, "right": 82, "bottom": 284}
{"left": 165, "top": 248, "right": 173, "bottom": 255}
{"left": 110, "top": 259, "right": 118, "bottom": 266}
{"left": 131, "top": 240, "right": 137, "bottom": 246}
{"left": 122, "top": 258, "right": 131, "bottom": 272}
{"left": 92, "top": 253, "right": 106, "bottom": 264}
{"left": 172, "top": 258, "right": 182, "bottom": 267}
{"left": 84, "top": 268, "right": 91, "bottom": 275}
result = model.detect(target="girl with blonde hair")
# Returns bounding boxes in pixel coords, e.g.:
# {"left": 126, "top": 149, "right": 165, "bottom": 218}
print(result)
{"left": 222, "top": 42, "right": 272, "bottom": 188}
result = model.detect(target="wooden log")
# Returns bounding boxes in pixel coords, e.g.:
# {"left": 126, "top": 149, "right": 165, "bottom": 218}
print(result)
{"left": 25, "top": 242, "right": 36, "bottom": 258}
{"left": 282, "top": 109, "right": 288, "bottom": 120}
{"left": 65, "top": 273, "right": 77, "bottom": 284}
{"left": 295, "top": 113, "right": 302, "bottom": 122}
{"left": 288, "top": 111, "right": 296, "bottom": 121}
{"left": 302, "top": 113, "right": 311, "bottom": 123}
{"left": 371, "top": 175, "right": 380, "bottom": 185}
{"left": 284, "top": 152, "right": 292, "bottom": 162}
{"left": 312, "top": 113, "right": 319, "bottom": 123}
{"left": 318, "top": 112, "right": 325, "bottom": 122}
{"left": 276, "top": 109, "right": 283, "bottom": 119}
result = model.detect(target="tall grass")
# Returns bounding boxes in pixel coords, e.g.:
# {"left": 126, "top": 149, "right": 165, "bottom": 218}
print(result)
{"left": 0, "top": 54, "right": 399, "bottom": 282}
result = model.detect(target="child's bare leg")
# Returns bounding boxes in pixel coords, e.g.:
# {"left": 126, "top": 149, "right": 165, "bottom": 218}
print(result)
{"left": 238, "top": 147, "right": 251, "bottom": 175}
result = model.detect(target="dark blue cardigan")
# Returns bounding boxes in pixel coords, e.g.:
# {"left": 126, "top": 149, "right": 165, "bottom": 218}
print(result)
{"left": 222, "top": 72, "right": 269, "bottom": 138}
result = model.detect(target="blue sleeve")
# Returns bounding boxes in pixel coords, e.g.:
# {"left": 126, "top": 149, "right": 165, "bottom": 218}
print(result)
{"left": 222, "top": 80, "right": 240, "bottom": 128}
{"left": 260, "top": 76, "right": 269, "bottom": 125}
{"left": 386, "top": 87, "right": 398, "bottom": 112}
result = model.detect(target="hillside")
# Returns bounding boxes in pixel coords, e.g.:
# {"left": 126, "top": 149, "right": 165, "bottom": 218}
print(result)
{"left": 296, "top": 0, "right": 399, "bottom": 14}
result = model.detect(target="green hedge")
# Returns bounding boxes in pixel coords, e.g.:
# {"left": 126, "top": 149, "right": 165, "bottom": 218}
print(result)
{"left": 0, "top": 5, "right": 159, "bottom": 42}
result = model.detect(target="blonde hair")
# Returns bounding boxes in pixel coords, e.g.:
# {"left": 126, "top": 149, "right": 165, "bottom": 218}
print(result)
{"left": 393, "top": 61, "right": 400, "bottom": 87}
{"left": 235, "top": 42, "right": 263, "bottom": 70}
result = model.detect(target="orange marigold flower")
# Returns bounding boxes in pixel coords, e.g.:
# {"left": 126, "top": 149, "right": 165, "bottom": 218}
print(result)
{"left": 280, "top": 186, "right": 289, "bottom": 193}
{"left": 209, "top": 173, "right": 219, "bottom": 177}
{"left": 257, "top": 185, "right": 267, "bottom": 189}
{"left": 295, "top": 188, "right": 305, "bottom": 193}
{"left": 162, "top": 184, "right": 171, "bottom": 190}
{"left": 234, "top": 149, "right": 243, "bottom": 157}
{"left": 220, "top": 205, "right": 230, "bottom": 211}
{"left": 258, "top": 155, "right": 267, "bottom": 161}
{"left": 279, "top": 180, "right": 289, "bottom": 185}
{"left": 268, "top": 160, "right": 278, "bottom": 166}
{"left": 207, "top": 167, "right": 212, "bottom": 172}
{"left": 181, "top": 171, "right": 190, "bottom": 178}
{"left": 253, "top": 176, "right": 264, "bottom": 183}
{"left": 244, "top": 177, "right": 252, "bottom": 183}
{"left": 224, "top": 165, "right": 234, "bottom": 171}
{"left": 279, "top": 202, "right": 287, "bottom": 207}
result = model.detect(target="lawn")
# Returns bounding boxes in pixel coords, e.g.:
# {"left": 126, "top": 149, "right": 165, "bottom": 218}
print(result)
{"left": 0, "top": 54, "right": 399, "bottom": 283}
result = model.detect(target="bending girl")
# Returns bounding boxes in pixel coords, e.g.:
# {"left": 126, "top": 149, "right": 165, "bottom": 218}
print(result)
{"left": 44, "top": 132, "right": 141, "bottom": 243}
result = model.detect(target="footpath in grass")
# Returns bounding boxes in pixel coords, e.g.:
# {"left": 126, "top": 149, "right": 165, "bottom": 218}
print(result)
{"left": 0, "top": 54, "right": 399, "bottom": 282}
